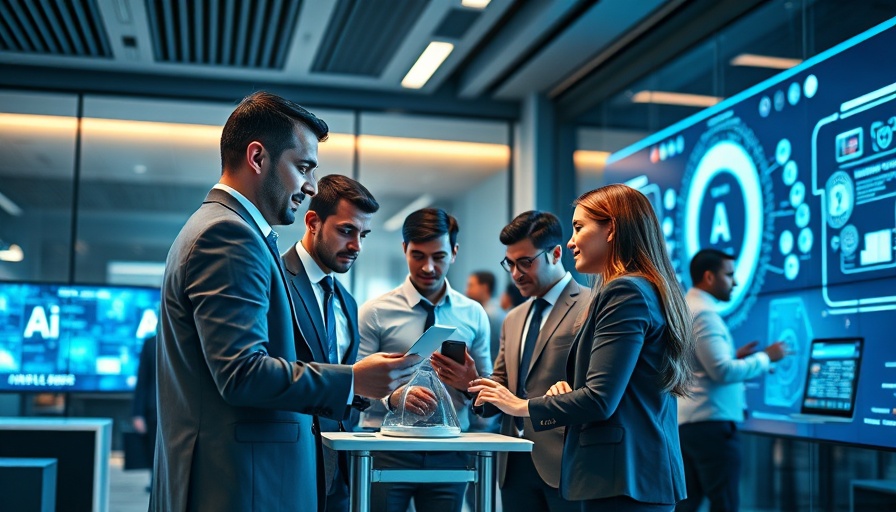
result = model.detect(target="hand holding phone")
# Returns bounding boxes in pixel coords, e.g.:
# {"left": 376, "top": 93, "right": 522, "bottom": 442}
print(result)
{"left": 440, "top": 340, "right": 466, "bottom": 364}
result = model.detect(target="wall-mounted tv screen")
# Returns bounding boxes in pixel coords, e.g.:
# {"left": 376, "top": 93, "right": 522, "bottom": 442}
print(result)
{"left": 0, "top": 282, "right": 159, "bottom": 392}
{"left": 604, "top": 17, "right": 896, "bottom": 449}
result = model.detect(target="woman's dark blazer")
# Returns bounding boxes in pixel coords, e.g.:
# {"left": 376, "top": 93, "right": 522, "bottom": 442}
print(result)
{"left": 528, "top": 275, "right": 686, "bottom": 504}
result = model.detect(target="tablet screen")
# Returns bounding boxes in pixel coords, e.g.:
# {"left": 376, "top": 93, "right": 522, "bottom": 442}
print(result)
{"left": 404, "top": 325, "right": 457, "bottom": 358}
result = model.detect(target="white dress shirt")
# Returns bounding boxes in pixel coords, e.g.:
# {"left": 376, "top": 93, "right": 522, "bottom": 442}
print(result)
{"left": 678, "top": 288, "right": 770, "bottom": 424}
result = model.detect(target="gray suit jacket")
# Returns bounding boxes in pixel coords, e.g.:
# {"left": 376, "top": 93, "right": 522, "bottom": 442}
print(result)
{"left": 151, "top": 188, "right": 353, "bottom": 512}
{"left": 479, "top": 278, "right": 587, "bottom": 488}
{"left": 528, "top": 276, "right": 686, "bottom": 504}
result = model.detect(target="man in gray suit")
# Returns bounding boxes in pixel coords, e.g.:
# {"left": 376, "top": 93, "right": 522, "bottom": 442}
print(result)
{"left": 475, "top": 210, "right": 586, "bottom": 512}
{"left": 282, "top": 173, "right": 379, "bottom": 512}
{"left": 152, "top": 92, "right": 418, "bottom": 512}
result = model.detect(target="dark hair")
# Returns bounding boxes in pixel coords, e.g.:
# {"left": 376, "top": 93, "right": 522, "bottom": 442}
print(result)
{"left": 689, "top": 248, "right": 736, "bottom": 286}
{"left": 471, "top": 270, "right": 497, "bottom": 296}
{"left": 499, "top": 210, "right": 563, "bottom": 249}
{"left": 575, "top": 184, "right": 694, "bottom": 397}
{"left": 308, "top": 174, "right": 379, "bottom": 222}
{"left": 504, "top": 283, "right": 526, "bottom": 308}
{"left": 402, "top": 208, "right": 459, "bottom": 247}
{"left": 220, "top": 91, "right": 329, "bottom": 173}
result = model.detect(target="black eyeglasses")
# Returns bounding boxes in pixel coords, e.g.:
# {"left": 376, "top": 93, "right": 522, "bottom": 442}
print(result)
{"left": 500, "top": 249, "right": 549, "bottom": 273}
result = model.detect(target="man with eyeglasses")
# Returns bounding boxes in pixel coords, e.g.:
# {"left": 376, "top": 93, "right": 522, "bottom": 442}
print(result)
{"left": 473, "top": 210, "right": 587, "bottom": 512}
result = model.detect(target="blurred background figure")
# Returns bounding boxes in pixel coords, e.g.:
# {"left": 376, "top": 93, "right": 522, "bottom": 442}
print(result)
{"left": 131, "top": 334, "right": 157, "bottom": 492}
{"left": 500, "top": 283, "right": 526, "bottom": 312}
{"left": 466, "top": 270, "right": 505, "bottom": 362}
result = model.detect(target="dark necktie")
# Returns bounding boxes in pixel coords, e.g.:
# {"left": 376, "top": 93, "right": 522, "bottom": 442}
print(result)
{"left": 318, "top": 276, "right": 339, "bottom": 364}
{"left": 264, "top": 230, "right": 280, "bottom": 258}
{"left": 516, "top": 298, "right": 548, "bottom": 430}
{"left": 419, "top": 301, "right": 436, "bottom": 334}
{"left": 265, "top": 230, "right": 287, "bottom": 279}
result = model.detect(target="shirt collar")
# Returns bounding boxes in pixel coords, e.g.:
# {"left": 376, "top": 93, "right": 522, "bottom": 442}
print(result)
{"left": 689, "top": 287, "right": 721, "bottom": 306}
{"left": 400, "top": 275, "right": 454, "bottom": 308}
{"left": 295, "top": 241, "right": 330, "bottom": 284}
{"left": 537, "top": 272, "right": 572, "bottom": 307}
{"left": 213, "top": 183, "right": 273, "bottom": 237}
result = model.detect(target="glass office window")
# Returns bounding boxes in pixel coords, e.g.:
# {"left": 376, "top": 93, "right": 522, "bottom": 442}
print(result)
{"left": 75, "top": 96, "right": 232, "bottom": 286}
{"left": 73, "top": 97, "right": 356, "bottom": 287}
{"left": 0, "top": 91, "right": 79, "bottom": 282}
{"left": 353, "top": 112, "right": 511, "bottom": 306}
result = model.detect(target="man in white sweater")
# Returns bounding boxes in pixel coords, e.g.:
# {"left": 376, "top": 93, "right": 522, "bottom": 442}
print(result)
{"left": 677, "top": 249, "right": 786, "bottom": 512}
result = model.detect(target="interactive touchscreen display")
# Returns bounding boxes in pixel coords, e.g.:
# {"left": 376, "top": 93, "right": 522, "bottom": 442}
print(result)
{"left": 604, "top": 18, "right": 896, "bottom": 448}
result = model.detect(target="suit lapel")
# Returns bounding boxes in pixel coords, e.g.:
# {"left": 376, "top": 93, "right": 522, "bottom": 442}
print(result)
{"left": 506, "top": 302, "right": 531, "bottom": 393}
{"left": 282, "top": 248, "right": 329, "bottom": 363}
{"left": 205, "top": 188, "right": 304, "bottom": 354}
{"left": 528, "top": 281, "right": 580, "bottom": 376}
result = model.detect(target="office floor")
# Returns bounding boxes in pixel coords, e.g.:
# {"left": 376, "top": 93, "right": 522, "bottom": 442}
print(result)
{"left": 108, "top": 454, "right": 491, "bottom": 512}
{"left": 109, "top": 453, "right": 150, "bottom": 512}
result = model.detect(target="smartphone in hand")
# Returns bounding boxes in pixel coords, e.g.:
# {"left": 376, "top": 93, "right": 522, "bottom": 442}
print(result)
{"left": 440, "top": 340, "right": 466, "bottom": 364}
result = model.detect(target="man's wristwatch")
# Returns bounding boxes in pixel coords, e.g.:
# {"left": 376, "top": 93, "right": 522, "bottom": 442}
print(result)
{"left": 351, "top": 395, "right": 371, "bottom": 412}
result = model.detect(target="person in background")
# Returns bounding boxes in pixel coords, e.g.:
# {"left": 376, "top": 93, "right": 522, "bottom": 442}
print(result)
{"left": 471, "top": 184, "right": 694, "bottom": 512}
{"left": 151, "top": 91, "right": 419, "bottom": 512}
{"left": 282, "top": 173, "right": 380, "bottom": 512}
{"left": 676, "top": 249, "right": 787, "bottom": 512}
{"left": 466, "top": 270, "right": 505, "bottom": 363}
{"left": 358, "top": 207, "right": 492, "bottom": 512}
{"left": 131, "top": 334, "right": 157, "bottom": 492}
{"left": 475, "top": 210, "right": 587, "bottom": 512}
{"left": 500, "top": 282, "right": 526, "bottom": 312}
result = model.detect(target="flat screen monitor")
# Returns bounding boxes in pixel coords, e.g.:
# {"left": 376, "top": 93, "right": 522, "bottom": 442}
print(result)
{"left": 604, "top": 17, "right": 896, "bottom": 448}
{"left": 0, "top": 282, "right": 159, "bottom": 392}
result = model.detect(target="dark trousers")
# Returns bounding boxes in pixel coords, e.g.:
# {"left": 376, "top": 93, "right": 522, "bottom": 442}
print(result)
{"left": 502, "top": 451, "right": 578, "bottom": 512}
{"left": 676, "top": 421, "right": 741, "bottom": 512}
{"left": 371, "top": 451, "right": 469, "bottom": 512}
{"left": 583, "top": 496, "right": 675, "bottom": 512}
{"left": 325, "top": 460, "right": 349, "bottom": 512}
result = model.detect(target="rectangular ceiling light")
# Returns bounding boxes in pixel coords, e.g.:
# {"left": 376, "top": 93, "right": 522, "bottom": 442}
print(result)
{"left": 0, "top": 190, "right": 23, "bottom": 217}
{"left": 631, "top": 91, "right": 723, "bottom": 108}
{"left": 730, "top": 53, "right": 802, "bottom": 70}
{"left": 401, "top": 42, "right": 455, "bottom": 89}
{"left": 461, "top": 0, "right": 492, "bottom": 8}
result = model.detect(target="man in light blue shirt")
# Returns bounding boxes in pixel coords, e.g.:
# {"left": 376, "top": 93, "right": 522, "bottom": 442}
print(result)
{"left": 677, "top": 249, "right": 786, "bottom": 512}
{"left": 358, "top": 207, "right": 492, "bottom": 512}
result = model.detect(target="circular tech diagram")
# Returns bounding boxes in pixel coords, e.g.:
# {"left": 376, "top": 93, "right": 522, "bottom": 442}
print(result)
{"left": 678, "top": 116, "right": 774, "bottom": 329}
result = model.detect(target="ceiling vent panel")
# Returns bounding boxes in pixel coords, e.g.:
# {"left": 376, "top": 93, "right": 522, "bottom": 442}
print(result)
{"left": 311, "top": 0, "right": 430, "bottom": 76}
{"left": 145, "top": 0, "right": 302, "bottom": 69}
{"left": 433, "top": 8, "right": 480, "bottom": 40}
{"left": 0, "top": 0, "right": 112, "bottom": 57}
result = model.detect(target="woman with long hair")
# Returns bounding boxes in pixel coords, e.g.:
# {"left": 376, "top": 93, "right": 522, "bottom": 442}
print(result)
{"left": 470, "top": 184, "right": 694, "bottom": 511}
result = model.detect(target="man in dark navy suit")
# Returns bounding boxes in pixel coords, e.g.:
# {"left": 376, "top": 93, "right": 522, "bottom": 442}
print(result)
{"left": 283, "top": 173, "right": 379, "bottom": 512}
{"left": 152, "top": 92, "right": 417, "bottom": 512}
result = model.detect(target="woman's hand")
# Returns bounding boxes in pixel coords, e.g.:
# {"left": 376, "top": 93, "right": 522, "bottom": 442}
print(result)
{"left": 546, "top": 380, "right": 572, "bottom": 396}
{"left": 467, "top": 377, "right": 529, "bottom": 417}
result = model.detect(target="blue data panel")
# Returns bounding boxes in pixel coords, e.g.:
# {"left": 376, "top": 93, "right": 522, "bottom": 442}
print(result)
{"left": 0, "top": 283, "right": 159, "bottom": 392}
{"left": 605, "top": 18, "right": 896, "bottom": 448}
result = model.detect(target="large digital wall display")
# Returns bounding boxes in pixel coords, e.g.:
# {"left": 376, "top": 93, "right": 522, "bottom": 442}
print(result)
{"left": 0, "top": 282, "right": 159, "bottom": 392}
{"left": 605, "top": 18, "right": 896, "bottom": 448}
